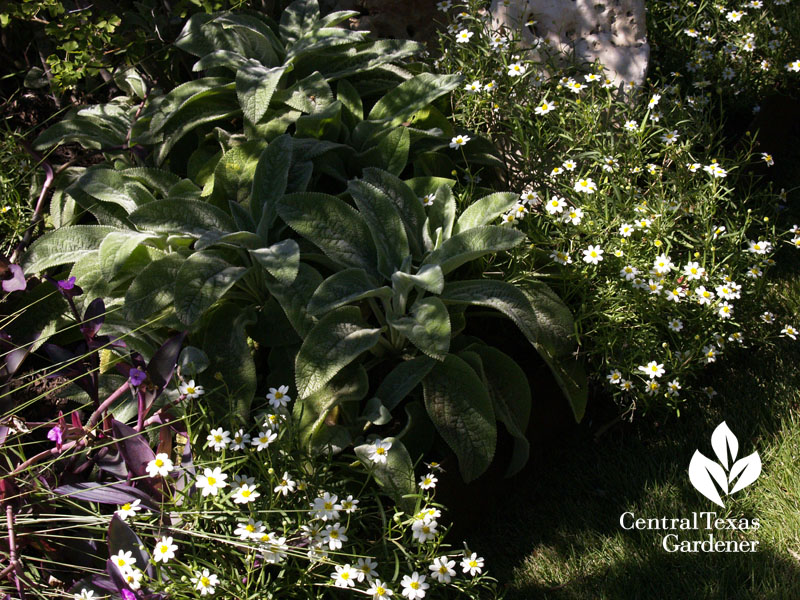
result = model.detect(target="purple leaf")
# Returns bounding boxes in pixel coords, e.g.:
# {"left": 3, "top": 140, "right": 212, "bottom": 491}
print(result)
{"left": 95, "top": 446, "right": 129, "bottom": 479}
{"left": 147, "top": 332, "right": 186, "bottom": 391}
{"left": 82, "top": 298, "right": 106, "bottom": 340}
{"left": 53, "top": 482, "right": 156, "bottom": 508}
{"left": 108, "top": 515, "right": 154, "bottom": 578}
{"left": 2, "top": 264, "right": 26, "bottom": 293}
{"left": 111, "top": 420, "right": 156, "bottom": 481}
{"left": 0, "top": 426, "right": 8, "bottom": 448}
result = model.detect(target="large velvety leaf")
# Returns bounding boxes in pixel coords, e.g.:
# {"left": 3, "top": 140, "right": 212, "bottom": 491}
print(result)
{"left": 464, "top": 344, "right": 531, "bottom": 477}
{"left": 280, "top": 0, "right": 321, "bottom": 44}
{"left": 174, "top": 253, "right": 248, "bottom": 325}
{"left": 21, "top": 225, "right": 118, "bottom": 273}
{"left": 441, "top": 280, "right": 586, "bottom": 421}
{"left": 362, "top": 168, "right": 425, "bottom": 259}
{"left": 422, "top": 354, "right": 496, "bottom": 482}
{"left": 307, "top": 268, "right": 392, "bottom": 316}
{"left": 423, "top": 184, "right": 456, "bottom": 251}
{"left": 264, "top": 262, "right": 322, "bottom": 338}
{"left": 391, "top": 264, "right": 444, "bottom": 296}
{"left": 295, "top": 306, "right": 381, "bottom": 398}
{"left": 252, "top": 134, "right": 292, "bottom": 232}
{"left": 422, "top": 226, "right": 525, "bottom": 274}
{"left": 374, "top": 356, "right": 436, "bottom": 411}
{"left": 294, "top": 363, "right": 368, "bottom": 448}
{"left": 276, "top": 192, "right": 379, "bottom": 277}
{"left": 250, "top": 239, "right": 300, "bottom": 286}
{"left": 98, "top": 231, "right": 157, "bottom": 281}
{"left": 359, "top": 127, "right": 410, "bottom": 176}
{"left": 199, "top": 303, "right": 257, "bottom": 420}
{"left": 76, "top": 168, "right": 156, "bottom": 214}
{"left": 124, "top": 253, "right": 183, "bottom": 321}
{"left": 517, "top": 280, "right": 576, "bottom": 358}
{"left": 347, "top": 179, "right": 409, "bottom": 277}
{"left": 354, "top": 437, "right": 416, "bottom": 514}
{"left": 236, "top": 61, "right": 287, "bottom": 125}
{"left": 368, "top": 73, "right": 462, "bottom": 125}
{"left": 388, "top": 298, "right": 450, "bottom": 360}
{"left": 129, "top": 199, "right": 236, "bottom": 236}
{"left": 455, "top": 192, "right": 518, "bottom": 233}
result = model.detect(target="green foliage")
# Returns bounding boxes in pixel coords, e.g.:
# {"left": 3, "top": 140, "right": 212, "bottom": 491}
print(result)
{"left": 435, "top": 0, "right": 796, "bottom": 415}
{"left": 22, "top": 0, "right": 568, "bottom": 492}
{"left": 275, "top": 171, "right": 582, "bottom": 482}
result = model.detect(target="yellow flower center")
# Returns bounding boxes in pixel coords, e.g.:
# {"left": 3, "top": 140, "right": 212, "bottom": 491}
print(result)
{"left": 160, "top": 545, "right": 169, "bottom": 553}
{"left": 201, "top": 576, "right": 210, "bottom": 586}
{"left": 376, "top": 587, "right": 386, "bottom": 594}
{"left": 186, "top": 386, "right": 195, "bottom": 394}
{"left": 439, "top": 566, "right": 448, "bottom": 573}
{"left": 242, "top": 490, "right": 251, "bottom": 497}
{"left": 324, "top": 502, "right": 333, "bottom": 510}
{"left": 341, "top": 572, "right": 350, "bottom": 580}
{"left": 376, "top": 447, "right": 385, "bottom": 455}
{"left": 117, "top": 559, "right": 125, "bottom": 566}
{"left": 275, "top": 391, "right": 283, "bottom": 399}
{"left": 410, "top": 582, "right": 420, "bottom": 590}
{"left": 330, "top": 531, "right": 338, "bottom": 538}
{"left": 214, "top": 435, "right": 222, "bottom": 442}
{"left": 121, "top": 503, "right": 131, "bottom": 511}
{"left": 208, "top": 477, "right": 216, "bottom": 485}
{"left": 154, "top": 459, "right": 163, "bottom": 467}
{"left": 246, "top": 524, "right": 255, "bottom": 532}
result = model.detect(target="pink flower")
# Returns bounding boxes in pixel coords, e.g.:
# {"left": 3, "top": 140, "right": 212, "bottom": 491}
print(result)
{"left": 47, "top": 425, "right": 63, "bottom": 450}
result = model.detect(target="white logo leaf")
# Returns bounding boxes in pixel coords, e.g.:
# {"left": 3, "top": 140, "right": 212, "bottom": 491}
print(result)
{"left": 728, "top": 452, "right": 762, "bottom": 495}
{"left": 710, "top": 421, "right": 738, "bottom": 469}
{"left": 688, "top": 450, "right": 729, "bottom": 508}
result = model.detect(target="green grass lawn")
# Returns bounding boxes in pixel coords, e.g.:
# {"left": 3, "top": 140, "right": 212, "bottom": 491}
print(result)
{"left": 473, "top": 271, "right": 800, "bottom": 599}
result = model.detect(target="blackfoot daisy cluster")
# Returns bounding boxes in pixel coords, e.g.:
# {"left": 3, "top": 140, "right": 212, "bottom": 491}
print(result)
{"left": 436, "top": 0, "right": 799, "bottom": 413}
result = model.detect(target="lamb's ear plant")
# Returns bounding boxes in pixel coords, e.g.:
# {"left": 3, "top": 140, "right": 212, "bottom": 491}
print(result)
{"left": 274, "top": 168, "right": 586, "bottom": 483}
{"left": 21, "top": 0, "right": 504, "bottom": 427}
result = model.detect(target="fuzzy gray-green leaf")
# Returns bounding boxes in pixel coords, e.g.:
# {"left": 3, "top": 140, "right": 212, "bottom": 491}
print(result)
{"left": 252, "top": 134, "right": 292, "bottom": 230}
{"left": 276, "top": 192, "right": 379, "bottom": 278}
{"left": 368, "top": 73, "right": 462, "bottom": 125}
{"left": 422, "top": 226, "right": 525, "bottom": 274}
{"left": 236, "top": 62, "right": 287, "bottom": 125}
{"left": 250, "top": 239, "right": 300, "bottom": 286}
{"left": 124, "top": 253, "right": 184, "bottom": 321}
{"left": 389, "top": 297, "right": 450, "bottom": 360}
{"left": 129, "top": 199, "right": 236, "bottom": 236}
{"left": 307, "top": 268, "right": 392, "bottom": 316}
{"left": 354, "top": 437, "right": 416, "bottom": 513}
{"left": 422, "top": 354, "right": 496, "bottom": 482}
{"left": 295, "top": 306, "right": 381, "bottom": 399}
{"left": 174, "top": 253, "right": 248, "bottom": 325}
{"left": 455, "top": 192, "right": 518, "bottom": 233}
{"left": 361, "top": 168, "right": 425, "bottom": 258}
{"left": 348, "top": 179, "right": 409, "bottom": 277}
{"left": 22, "top": 225, "right": 119, "bottom": 274}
